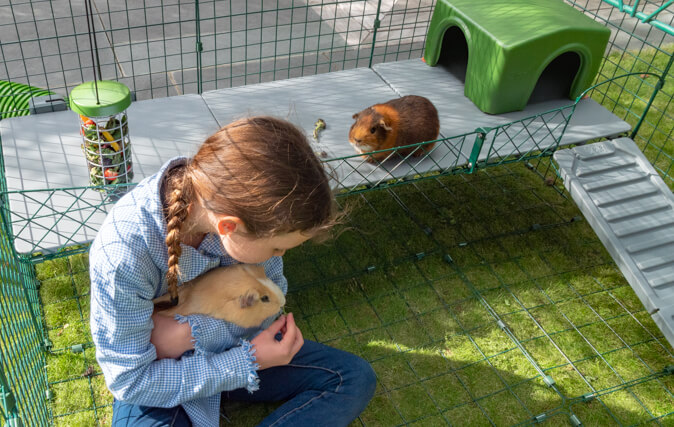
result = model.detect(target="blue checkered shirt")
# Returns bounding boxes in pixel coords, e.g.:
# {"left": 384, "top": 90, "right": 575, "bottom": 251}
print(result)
{"left": 89, "top": 157, "right": 287, "bottom": 426}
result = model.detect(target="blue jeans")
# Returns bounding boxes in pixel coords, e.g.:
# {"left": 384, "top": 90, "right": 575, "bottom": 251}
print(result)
{"left": 111, "top": 340, "right": 377, "bottom": 426}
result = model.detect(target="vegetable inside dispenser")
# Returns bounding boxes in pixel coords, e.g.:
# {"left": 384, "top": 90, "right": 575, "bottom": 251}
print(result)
{"left": 69, "top": 81, "right": 133, "bottom": 193}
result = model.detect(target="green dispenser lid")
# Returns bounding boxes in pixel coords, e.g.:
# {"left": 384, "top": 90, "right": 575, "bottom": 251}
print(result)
{"left": 69, "top": 80, "right": 131, "bottom": 117}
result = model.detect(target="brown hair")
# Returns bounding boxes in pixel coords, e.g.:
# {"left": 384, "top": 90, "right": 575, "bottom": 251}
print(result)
{"left": 162, "top": 116, "right": 336, "bottom": 305}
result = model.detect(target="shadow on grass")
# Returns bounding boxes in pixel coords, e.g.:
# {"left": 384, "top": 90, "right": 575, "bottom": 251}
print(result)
{"left": 222, "top": 311, "right": 674, "bottom": 426}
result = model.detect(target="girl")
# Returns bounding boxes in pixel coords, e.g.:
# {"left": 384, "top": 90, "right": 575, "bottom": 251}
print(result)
{"left": 89, "top": 116, "right": 377, "bottom": 426}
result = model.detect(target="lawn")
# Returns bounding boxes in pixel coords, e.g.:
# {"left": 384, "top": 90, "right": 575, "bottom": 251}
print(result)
{"left": 590, "top": 43, "right": 674, "bottom": 190}
{"left": 33, "top": 158, "right": 674, "bottom": 426}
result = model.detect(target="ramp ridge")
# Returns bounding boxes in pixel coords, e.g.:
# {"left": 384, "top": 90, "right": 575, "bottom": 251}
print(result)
{"left": 554, "top": 137, "right": 674, "bottom": 347}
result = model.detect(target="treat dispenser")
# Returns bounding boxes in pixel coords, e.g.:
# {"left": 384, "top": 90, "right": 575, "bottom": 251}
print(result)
{"left": 69, "top": 81, "right": 133, "bottom": 190}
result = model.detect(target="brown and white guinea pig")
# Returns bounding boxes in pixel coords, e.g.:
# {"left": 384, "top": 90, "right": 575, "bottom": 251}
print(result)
{"left": 349, "top": 95, "right": 440, "bottom": 163}
{"left": 153, "top": 264, "right": 285, "bottom": 328}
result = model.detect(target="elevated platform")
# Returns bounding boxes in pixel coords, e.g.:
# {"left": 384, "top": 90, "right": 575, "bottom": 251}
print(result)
{"left": 203, "top": 60, "right": 629, "bottom": 188}
{"left": 0, "top": 59, "right": 630, "bottom": 256}
{"left": 554, "top": 138, "right": 674, "bottom": 347}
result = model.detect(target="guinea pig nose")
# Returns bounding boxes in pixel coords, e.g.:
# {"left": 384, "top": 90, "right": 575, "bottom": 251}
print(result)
{"left": 354, "top": 138, "right": 362, "bottom": 143}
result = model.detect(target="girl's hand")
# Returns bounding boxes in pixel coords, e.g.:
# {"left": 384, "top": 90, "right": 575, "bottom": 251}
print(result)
{"left": 251, "top": 313, "right": 304, "bottom": 370}
{"left": 151, "top": 313, "right": 195, "bottom": 359}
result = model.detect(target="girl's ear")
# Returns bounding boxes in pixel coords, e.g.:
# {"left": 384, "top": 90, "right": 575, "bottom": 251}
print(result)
{"left": 217, "top": 216, "right": 245, "bottom": 236}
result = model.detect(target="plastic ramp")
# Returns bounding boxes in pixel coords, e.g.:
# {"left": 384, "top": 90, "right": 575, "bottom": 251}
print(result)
{"left": 554, "top": 138, "right": 674, "bottom": 347}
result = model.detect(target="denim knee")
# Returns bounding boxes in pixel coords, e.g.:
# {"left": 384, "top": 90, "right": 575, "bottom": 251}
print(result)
{"left": 347, "top": 354, "right": 377, "bottom": 402}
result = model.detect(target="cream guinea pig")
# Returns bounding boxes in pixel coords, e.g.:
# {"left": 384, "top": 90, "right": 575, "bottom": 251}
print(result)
{"left": 153, "top": 264, "right": 285, "bottom": 328}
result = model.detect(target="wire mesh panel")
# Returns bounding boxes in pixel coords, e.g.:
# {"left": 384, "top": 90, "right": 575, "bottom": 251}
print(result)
{"left": 0, "top": 219, "right": 50, "bottom": 426}
{"left": 255, "top": 164, "right": 674, "bottom": 426}
{"left": 0, "top": 0, "right": 434, "bottom": 103}
{"left": 0, "top": 0, "right": 200, "bottom": 100}
{"left": 194, "top": 0, "right": 383, "bottom": 90}
{"left": 322, "top": 101, "right": 576, "bottom": 194}
{"left": 14, "top": 164, "right": 674, "bottom": 427}
{"left": 564, "top": 0, "right": 674, "bottom": 187}
{"left": 34, "top": 250, "right": 111, "bottom": 426}
{"left": 324, "top": 134, "right": 475, "bottom": 194}
{"left": 0, "top": 185, "right": 124, "bottom": 262}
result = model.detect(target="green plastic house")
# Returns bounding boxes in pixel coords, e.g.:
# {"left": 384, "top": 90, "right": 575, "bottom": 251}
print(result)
{"left": 423, "top": 0, "right": 610, "bottom": 114}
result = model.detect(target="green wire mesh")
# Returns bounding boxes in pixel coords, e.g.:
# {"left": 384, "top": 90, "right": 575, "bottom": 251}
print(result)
{"left": 598, "top": 0, "right": 674, "bottom": 35}
{"left": 278, "top": 165, "right": 674, "bottom": 426}
{"left": 564, "top": 0, "right": 674, "bottom": 188}
{"left": 0, "top": 99, "right": 578, "bottom": 260}
{"left": 0, "top": 1, "right": 432, "bottom": 99}
{"left": 0, "top": 99, "right": 576, "bottom": 261}
{"left": 0, "top": 220, "right": 49, "bottom": 426}
{"left": 0, "top": 1, "right": 673, "bottom": 426}
{"left": 0, "top": 184, "right": 131, "bottom": 263}
{"left": 13, "top": 164, "right": 674, "bottom": 427}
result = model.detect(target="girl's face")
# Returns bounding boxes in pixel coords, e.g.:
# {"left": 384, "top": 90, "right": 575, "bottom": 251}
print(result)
{"left": 220, "top": 226, "right": 311, "bottom": 264}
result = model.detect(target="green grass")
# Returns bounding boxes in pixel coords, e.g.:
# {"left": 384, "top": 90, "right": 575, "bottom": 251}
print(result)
{"left": 24, "top": 159, "right": 674, "bottom": 426}
{"left": 589, "top": 43, "right": 674, "bottom": 190}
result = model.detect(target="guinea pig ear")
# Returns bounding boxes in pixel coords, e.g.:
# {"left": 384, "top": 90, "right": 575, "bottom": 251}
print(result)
{"left": 239, "top": 290, "right": 260, "bottom": 308}
{"left": 352, "top": 113, "right": 359, "bottom": 120}
{"left": 379, "top": 119, "right": 393, "bottom": 131}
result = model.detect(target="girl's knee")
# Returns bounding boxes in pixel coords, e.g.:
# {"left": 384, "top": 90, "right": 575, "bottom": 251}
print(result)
{"left": 345, "top": 354, "right": 377, "bottom": 399}
{"left": 362, "top": 359, "right": 377, "bottom": 399}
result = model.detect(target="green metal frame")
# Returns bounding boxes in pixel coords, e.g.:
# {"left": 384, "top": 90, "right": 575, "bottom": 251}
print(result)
{"left": 0, "top": 1, "right": 672, "bottom": 426}
{"left": 600, "top": 0, "right": 674, "bottom": 35}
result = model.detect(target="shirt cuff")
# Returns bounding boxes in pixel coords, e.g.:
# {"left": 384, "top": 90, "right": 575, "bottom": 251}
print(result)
{"left": 236, "top": 339, "right": 260, "bottom": 392}
{"left": 177, "top": 314, "right": 260, "bottom": 392}
{"left": 175, "top": 313, "right": 232, "bottom": 354}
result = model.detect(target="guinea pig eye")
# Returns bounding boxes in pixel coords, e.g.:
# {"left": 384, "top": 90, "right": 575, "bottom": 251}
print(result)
{"left": 261, "top": 295, "right": 270, "bottom": 303}
{"left": 370, "top": 127, "right": 376, "bottom": 134}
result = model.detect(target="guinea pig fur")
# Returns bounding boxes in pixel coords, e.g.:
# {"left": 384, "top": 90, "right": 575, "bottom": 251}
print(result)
{"left": 349, "top": 95, "right": 440, "bottom": 163}
{"left": 153, "top": 264, "right": 285, "bottom": 328}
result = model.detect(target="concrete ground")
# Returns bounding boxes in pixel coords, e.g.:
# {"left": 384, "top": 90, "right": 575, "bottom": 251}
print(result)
{"left": 0, "top": 0, "right": 670, "bottom": 101}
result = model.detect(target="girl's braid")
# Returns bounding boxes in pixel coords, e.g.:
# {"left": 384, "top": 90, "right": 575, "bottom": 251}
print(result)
{"left": 163, "top": 166, "right": 193, "bottom": 306}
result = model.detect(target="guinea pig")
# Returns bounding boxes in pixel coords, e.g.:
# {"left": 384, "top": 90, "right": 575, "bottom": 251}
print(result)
{"left": 153, "top": 264, "right": 285, "bottom": 328}
{"left": 349, "top": 95, "right": 440, "bottom": 163}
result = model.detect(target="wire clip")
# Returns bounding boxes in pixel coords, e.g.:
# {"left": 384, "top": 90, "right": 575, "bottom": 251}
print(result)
{"left": 581, "top": 393, "right": 595, "bottom": 402}
{"left": 569, "top": 414, "right": 582, "bottom": 426}
{"left": 29, "top": 95, "right": 67, "bottom": 115}
{"left": 543, "top": 375, "right": 556, "bottom": 387}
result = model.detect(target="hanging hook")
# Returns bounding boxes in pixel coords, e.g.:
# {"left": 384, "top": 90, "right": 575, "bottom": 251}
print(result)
{"left": 84, "top": 0, "right": 102, "bottom": 105}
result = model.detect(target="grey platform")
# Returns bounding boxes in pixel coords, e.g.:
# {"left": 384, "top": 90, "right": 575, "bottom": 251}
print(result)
{"left": 1, "top": 59, "right": 630, "bottom": 255}
{"left": 202, "top": 60, "right": 630, "bottom": 189}
{"left": 554, "top": 138, "right": 674, "bottom": 347}
{"left": 0, "top": 95, "right": 221, "bottom": 255}
{"left": 373, "top": 60, "right": 630, "bottom": 149}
